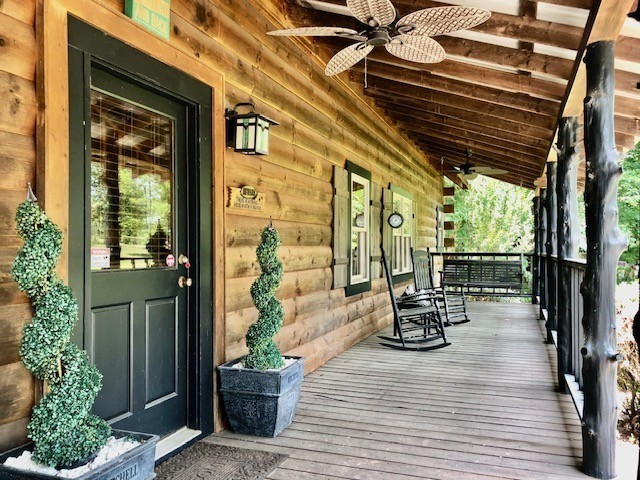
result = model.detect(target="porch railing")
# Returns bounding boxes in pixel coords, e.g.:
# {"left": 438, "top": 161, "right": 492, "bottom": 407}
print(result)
{"left": 539, "top": 253, "right": 586, "bottom": 417}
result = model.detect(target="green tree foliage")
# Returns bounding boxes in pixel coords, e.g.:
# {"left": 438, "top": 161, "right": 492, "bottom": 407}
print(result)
{"left": 618, "top": 146, "right": 640, "bottom": 267}
{"left": 12, "top": 198, "right": 110, "bottom": 468}
{"left": 244, "top": 225, "right": 285, "bottom": 370}
{"left": 450, "top": 176, "right": 534, "bottom": 252}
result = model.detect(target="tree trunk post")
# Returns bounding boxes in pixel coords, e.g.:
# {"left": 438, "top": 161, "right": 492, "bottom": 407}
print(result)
{"left": 546, "top": 163, "right": 558, "bottom": 343}
{"left": 539, "top": 188, "right": 547, "bottom": 321}
{"left": 556, "top": 116, "right": 580, "bottom": 393}
{"left": 581, "top": 40, "right": 628, "bottom": 480}
{"left": 532, "top": 197, "right": 540, "bottom": 304}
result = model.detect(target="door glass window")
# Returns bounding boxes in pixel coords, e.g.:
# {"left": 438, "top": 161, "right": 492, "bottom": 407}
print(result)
{"left": 90, "top": 90, "right": 175, "bottom": 270}
{"left": 392, "top": 192, "right": 413, "bottom": 275}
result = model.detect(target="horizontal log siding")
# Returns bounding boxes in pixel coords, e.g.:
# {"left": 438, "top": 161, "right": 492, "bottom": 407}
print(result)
{"left": 193, "top": 0, "right": 441, "bottom": 371}
{"left": 0, "top": 0, "right": 36, "bottom": 451}
{"left": 0, "top": 0, "right": 441, "bottom": 448}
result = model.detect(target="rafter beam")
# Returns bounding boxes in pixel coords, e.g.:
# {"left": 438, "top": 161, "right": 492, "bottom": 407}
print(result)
{"left": 374, "top": 99, "right": 550, "bottom": 149}
{"left": 410, "top": 134, "right": 545, "bottom": 171}
{"left": 319, "top": 37, "right": 567, "bottom": 101}
{"left": 395, "top": 118, "right": 546, "bottom": 160}
{"left": 361, "top": 80, "right": 557, "bottom": 131}
{"left": 295, "top": 1, "right": 585, "bottom": 50}
{"left": 350, "top": 64, "right": 560, "bottom": 115}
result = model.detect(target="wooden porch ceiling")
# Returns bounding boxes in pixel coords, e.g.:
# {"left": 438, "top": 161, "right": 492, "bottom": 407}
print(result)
{"left": 284, "top": 0, "right": 640, "bottom": 188}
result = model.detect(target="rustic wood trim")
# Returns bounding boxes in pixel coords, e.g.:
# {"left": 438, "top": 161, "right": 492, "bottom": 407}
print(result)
{"left": 443, "top": 237, "right": 454, "bottom": 248}
{"left": 442, "top": 187, "right": 455, "bottom": 197}
{"left": 443, "top": 204, "right": 454, "bottom": 214}
{"left": 38, "top": 0, "right": 226, "bottom": 432}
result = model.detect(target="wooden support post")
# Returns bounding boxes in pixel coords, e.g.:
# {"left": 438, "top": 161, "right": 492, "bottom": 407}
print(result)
{"left": 532, "top": 197, "right": 539, "bottom": 305}
{"left": 581, "top": 40, "right": 628, "bottom": 480}
{"left": 556, "top": 116, "right": 580, "bottom": 393}
{"left": 539, "top": 188, "right": 547, "bottom": 321}
{"left": 545, "top": 163, "right": 558, "bottom": 343}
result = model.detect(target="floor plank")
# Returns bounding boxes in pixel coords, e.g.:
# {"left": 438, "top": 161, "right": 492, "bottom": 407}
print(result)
{"left": 208, "top": 302, "right": 597, "bottom": 479}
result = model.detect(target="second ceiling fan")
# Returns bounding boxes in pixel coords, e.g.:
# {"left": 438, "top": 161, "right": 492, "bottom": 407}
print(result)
{"left": 268, "top": 0, "right": 491, "bottom": 76}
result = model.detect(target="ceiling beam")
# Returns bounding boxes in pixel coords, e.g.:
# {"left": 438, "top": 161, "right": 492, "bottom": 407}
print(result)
{"left": 413, "top": 141, "right": 541, "bottom": 179}
{"left": 381, "top": 106, "right": 548, "bottom": 152}
{"left": 394, "top": 118, "right": 546, "bottom": 159}
{"left": 616, "top": 36, "right": 640, "bottom": 63}
{"left": 364, "top": 86, "right": 555, "bottom": 135}
{"left": 349, "top": 63, "right": 560, "bottom": 115}
{"left": 409, "top": 132, "right": 545, "bottom": 170}
{"left": 416, "top": 140, "right": 542, "bottom": 172}
{"left": 435, "top": 36, "right": 573, "bottom": 80}
{"left": 296, "top": 1, "right": 585, "bottom": 50}
{"left": 369, "top": 53, "right": 566, "bottom": 102}
{"left": 374, "top": 99, "right": 550, "bottom": 149}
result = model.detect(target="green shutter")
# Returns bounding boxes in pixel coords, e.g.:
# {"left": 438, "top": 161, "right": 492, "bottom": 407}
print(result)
{"left": 370, "top": 183, "right": 382, "bottom": 279}
{"left": 382, "top": 187, "right": 393, "bottom": 261}
{"left": 332, "top": 166, "right": 350, "bottom": 289}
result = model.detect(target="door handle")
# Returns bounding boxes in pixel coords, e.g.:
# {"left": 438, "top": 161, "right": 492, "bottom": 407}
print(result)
{"left": 178, "top": 276, "right": 193, "bottom": 288}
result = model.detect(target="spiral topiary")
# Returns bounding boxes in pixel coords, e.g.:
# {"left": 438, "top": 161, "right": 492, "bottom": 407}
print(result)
{"left": 244, "top": 224, "right": 285, "bottom": 370}
{"left": 11, "top": 187, "right": 110, "bottom": 468}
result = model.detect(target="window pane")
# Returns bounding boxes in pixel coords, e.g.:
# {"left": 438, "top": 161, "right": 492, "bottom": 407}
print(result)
{"left": 90, "top": 91, "right": 174, "bottom": 270}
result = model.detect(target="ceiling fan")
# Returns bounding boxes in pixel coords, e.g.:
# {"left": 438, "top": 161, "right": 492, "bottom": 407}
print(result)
{"left": 267, "top": 0, "right": 491, "bottom": 76}
{"left": 444, "top": 150, "right": 509, "bottom": 181}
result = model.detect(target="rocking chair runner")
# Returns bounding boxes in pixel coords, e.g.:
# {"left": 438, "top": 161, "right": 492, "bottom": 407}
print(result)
{"left": 379, "top": 249, "right": 450, "bottom": 351}
{"left": 412, "top": 249, "right": 470, "bottom": 326}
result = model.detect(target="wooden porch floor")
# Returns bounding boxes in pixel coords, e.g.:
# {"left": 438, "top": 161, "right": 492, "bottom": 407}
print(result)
{"left": 206, "top": 302, "right": 592, "bottom": 479}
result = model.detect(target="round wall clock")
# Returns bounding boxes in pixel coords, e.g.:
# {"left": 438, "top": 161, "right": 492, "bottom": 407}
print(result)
{"left": 388, "top": 212, "right": 404, "bottom": 229}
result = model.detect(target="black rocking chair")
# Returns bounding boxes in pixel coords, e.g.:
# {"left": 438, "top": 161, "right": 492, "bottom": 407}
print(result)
{"left": 379, "top": 249, "right": 450, "bottom": 351}
{"left": 412, "top": 249, "right": 470, "bottom": 326}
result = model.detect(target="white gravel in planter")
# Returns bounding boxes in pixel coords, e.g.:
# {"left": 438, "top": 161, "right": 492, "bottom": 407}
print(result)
{"left": 3, "top": 436, "right": 139, "bottom": 478}
{"left": 232, "top": 357, "right": 298, "bottom": 370}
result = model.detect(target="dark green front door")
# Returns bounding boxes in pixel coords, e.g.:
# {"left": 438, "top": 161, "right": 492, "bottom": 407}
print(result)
{"left": 68, "top": 17, "right": 215, "bottom": 440}
{"left": 86, "top": 66, "right": 189, "bottom": 436}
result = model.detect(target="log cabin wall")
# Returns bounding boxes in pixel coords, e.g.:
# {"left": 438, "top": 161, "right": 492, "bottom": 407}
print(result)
{"left": 0, "top": 0, "right": 38, "bottom": 451}
{"left": 0, "top": 0, "right": 441, "bottom": 448}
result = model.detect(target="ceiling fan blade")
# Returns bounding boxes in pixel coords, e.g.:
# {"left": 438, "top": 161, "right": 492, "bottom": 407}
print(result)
{"left": 325, "top": 43, "right": 374, "bottom": 76}
{"left": 386, "top": 35, "right": 446, "bottom": 64}
{"left": 459, "top": 172, "right": 479, "bottom": 181}
{"left": 397, "top": 6, "right": 491, "bottom": 37}
{"left": 267, "top": 26, "right": 364, "bottom": 41}
{"left": 471, "top": 167, "right": 509, "bottom": 175}
{"left": 347, "top": 0, "right": 396, "bottom": 27}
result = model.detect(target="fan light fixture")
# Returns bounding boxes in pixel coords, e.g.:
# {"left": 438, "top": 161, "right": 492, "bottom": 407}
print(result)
{"left": 444, "top": 149, "right": 510, "bottom": 180}
{"left": 225, "top": 103, "right": 279, "bottom": 155}
{"left": 268, "top": 0, "right": 491, "bottom": 76}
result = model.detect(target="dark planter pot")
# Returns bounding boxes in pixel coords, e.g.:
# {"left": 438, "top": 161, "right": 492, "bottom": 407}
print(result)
{"left": 0, "top": 430, "right": 158, "bottom": 480}
{"left": 218, "top": 356, "right": 304, "bottom": 437}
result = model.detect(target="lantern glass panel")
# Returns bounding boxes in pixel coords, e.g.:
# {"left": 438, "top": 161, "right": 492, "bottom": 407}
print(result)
{"left": 256, "top": 117, "right": 270, "bottom": 155}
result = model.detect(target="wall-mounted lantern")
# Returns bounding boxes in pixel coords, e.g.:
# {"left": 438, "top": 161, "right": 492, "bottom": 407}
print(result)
{"left": 225, "top": 102, "right": 278, "bottom": 155}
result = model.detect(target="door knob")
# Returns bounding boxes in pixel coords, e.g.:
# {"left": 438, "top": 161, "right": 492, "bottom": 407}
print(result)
{"left": 178, "top": 276, "right": 193, "bottom": 288}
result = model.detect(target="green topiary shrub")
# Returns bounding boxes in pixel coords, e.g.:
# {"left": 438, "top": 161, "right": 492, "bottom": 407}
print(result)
{"left": 244, "top": 224, "right": 285, "bottom": 370}
{"left": 12, "top": 190, "right": 110, "bottom": 468}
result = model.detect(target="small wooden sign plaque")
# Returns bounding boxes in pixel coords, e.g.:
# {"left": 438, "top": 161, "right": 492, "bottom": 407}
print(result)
{"left": 228, "top": 186, "right": 265, "bottom": 212}
{"left": 125, "top": 0, "right": 171, "bottom": 39}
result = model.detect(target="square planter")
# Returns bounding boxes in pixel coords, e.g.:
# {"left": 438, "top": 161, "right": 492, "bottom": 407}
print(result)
{"left": 218, "top": 356, "right": 304, "bottom": 437}
{"left": 0, "top": 430, "right": 158, "bottom": 480}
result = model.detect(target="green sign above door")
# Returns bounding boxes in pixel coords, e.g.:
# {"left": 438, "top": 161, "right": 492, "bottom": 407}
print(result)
{"left": 125, "top": 0, "right": 171, "bottom": 39}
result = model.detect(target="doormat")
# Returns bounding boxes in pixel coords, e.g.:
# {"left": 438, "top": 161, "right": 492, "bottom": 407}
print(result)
{"left": 155, "top": 442, "right": 288, "bottom": 480}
